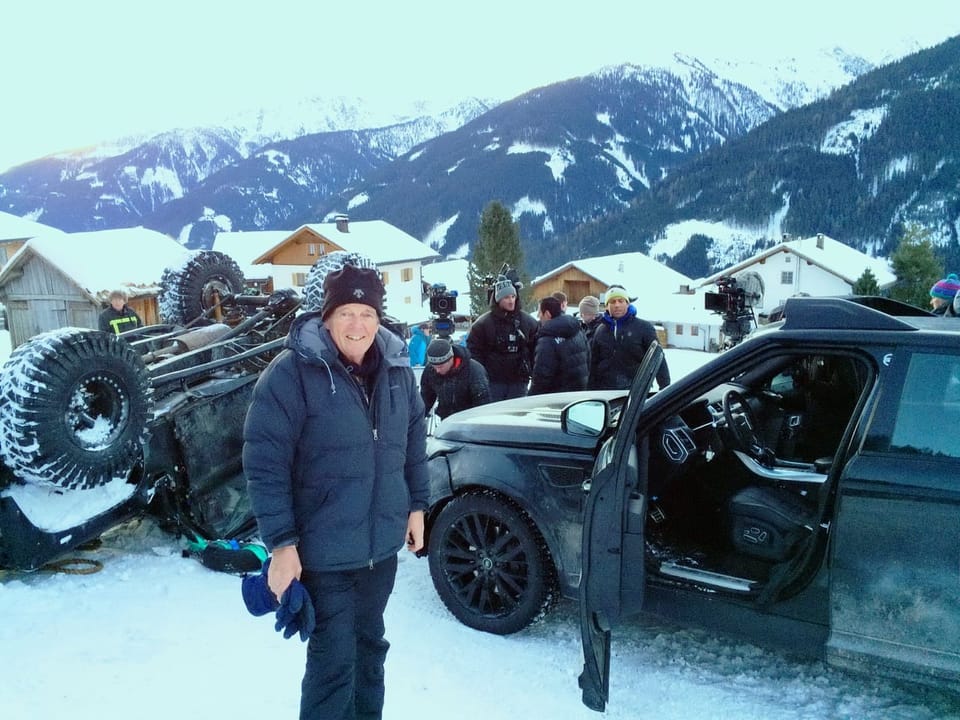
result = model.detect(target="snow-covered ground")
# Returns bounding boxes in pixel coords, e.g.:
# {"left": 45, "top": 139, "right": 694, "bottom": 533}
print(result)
{"left": 1, "top": 336, "right": 958, "bottom": 719}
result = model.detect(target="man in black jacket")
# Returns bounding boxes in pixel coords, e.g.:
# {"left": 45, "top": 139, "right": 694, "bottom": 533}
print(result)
{"left": 98, "top": 289, "right": 142, "bottom": 335}
{"left": 466, "top": 275, "right": 538, "bottom": 402}
{"left": 589, "top": 285, "right": 670, "bottom": 391}
{"left": 243, "top": 262, "right": 428, "bottom": 720}
{"left": 529, "top": 296, "right": 588, "bottom": 394}
{"left": 420, "top": 338, "right": 491, "bottom": 419}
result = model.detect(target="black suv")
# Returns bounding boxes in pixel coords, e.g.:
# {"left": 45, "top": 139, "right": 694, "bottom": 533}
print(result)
{"left": 422, "top": 296, "right": 960, "bottom": 710}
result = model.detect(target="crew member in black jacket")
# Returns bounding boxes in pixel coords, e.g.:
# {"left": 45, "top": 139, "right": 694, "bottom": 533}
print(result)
{"left": 529, "top": 296, "right": 588, "bottom": 394}
{"left": 589, "top": 285, "right": 670, "bottom": 391}
{"left": 420, "top": 338, "right": 490, "bottom": 419}
{"left": 466, "top": 275, "right": 538, "bottom": 402}
{"left": 98, "top": 289, "right": 142, "bottom": 335}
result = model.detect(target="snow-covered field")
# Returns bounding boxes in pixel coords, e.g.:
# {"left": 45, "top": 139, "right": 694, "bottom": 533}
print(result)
{"left": 1, "top": 335, "right": 958, "bottom": 719}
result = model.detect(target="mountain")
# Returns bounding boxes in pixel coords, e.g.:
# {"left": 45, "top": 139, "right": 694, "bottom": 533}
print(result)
{"left": 562, "top": 36, "right": 960, "bottom": 279}
{"left": 0, "top": 47, "right": 876, "bottom": 270}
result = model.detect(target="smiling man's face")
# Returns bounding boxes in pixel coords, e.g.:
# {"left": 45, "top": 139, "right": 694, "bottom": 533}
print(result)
{"left": 324, "top": 303, "right": 379, "bottom": 364}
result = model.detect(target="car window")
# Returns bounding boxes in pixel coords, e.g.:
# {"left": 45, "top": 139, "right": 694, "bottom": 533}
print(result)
{"left": 889, "top": 352, "right": 960, "bottom": 459}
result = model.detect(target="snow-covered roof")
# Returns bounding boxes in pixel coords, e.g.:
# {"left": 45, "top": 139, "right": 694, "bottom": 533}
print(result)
{"left": 700, "top": 233, "right": 896, "bottom": 288}
{"left": 212, "top": 230, "right": 291, "bottom": 278}
{"left": 534, "top": 251, "right": 694, "bottom": 303}
{"left": 0, "top": 211, "right": 64, "bottom": 242}
{"left": 263, "top": 221, "right": 440, "bottom": 266}
{"left": 0, "top": 228, "right": 190, "bottom": 301}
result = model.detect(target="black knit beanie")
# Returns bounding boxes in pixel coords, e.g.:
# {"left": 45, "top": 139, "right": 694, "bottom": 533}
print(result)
{"left": 321, "top": 264, "right": 385, "bottom": 320}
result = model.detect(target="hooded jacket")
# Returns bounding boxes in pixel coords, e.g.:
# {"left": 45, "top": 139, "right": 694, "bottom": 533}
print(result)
{"left": 243, "top": 311, "right": 429, "bottom": 572}
{"left": 529, "top": 313, "right": 589, "bottom": 394}
{"left": 589, "top": 305, "right": 670, "bottom": 391}
{"left": 420, "top": 344, "right": 491, "bottom": 419}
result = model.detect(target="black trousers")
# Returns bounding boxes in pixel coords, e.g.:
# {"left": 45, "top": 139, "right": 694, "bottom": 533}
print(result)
{"left": 298, "top": 554, "right": 398, "bottom": 720}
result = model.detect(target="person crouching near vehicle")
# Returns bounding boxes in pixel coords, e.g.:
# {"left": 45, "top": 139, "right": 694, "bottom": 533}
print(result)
{"left": 99, "top": 289, "right": 142, "bottom": 335}
{"left": 466, "top": 275, "right": 538, "bottom": 402}
{"left": 243, "top": 263, "right": 428, "bottom": 720}
{"left": 420, "top": 337, "right": 491, "bottom": 420}
{"left": 529, "top": 296, "right": 588, "bottom": 395}
{"left": 588, "top": 284, "right": 671, "bottom": 391}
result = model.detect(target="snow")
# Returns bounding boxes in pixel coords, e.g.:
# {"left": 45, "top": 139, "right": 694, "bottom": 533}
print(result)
{"left": 0, "top": 334, "right": 957, "bottom": 719}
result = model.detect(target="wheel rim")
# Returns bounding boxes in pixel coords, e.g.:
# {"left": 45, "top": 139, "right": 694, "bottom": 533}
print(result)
{"left": 201, "top": 278, "right": 234, "bottom": 310}
{"left": 64, "top": 372, "right": 129, "bottom": 450}
{"left": 439, "top": 509, "right": 531, "bottom": 618}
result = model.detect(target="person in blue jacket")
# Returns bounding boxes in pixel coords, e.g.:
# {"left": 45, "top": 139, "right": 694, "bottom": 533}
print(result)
{"left": 243, "top": 262, "right": 428, "bottom": 720}
{"left": 407, "top": 322, "right": 430, "bottom": 366}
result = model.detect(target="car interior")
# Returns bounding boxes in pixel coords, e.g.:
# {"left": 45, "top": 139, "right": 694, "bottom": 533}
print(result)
{"left": 643, "top": 351, "right": 872, "bottom": 596}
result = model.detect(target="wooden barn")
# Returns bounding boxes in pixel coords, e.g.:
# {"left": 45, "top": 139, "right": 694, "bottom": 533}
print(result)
{"left": 0, "top": 228, "right": 189, "bottom": 349}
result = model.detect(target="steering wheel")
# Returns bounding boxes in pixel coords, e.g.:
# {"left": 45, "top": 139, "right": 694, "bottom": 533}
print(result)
{"left": 722, "top": 389, "right": 765, "bottom": 459}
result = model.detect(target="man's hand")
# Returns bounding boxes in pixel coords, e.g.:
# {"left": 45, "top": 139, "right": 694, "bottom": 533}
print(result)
{"left": 406, "top": 510, "right": 425, "bottom": 553}
{"left": 268, "top": 545, "right": 302, "bottom": 602}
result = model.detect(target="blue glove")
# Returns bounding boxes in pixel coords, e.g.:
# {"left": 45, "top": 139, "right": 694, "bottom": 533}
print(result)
{"left": 274, "top": 580, "right": 316, "bottom": 642}
{"left": 241, "top": 557, "right": 279, "bottom": 616}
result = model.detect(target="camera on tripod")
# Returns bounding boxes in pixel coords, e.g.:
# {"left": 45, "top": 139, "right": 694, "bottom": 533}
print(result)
{"left": 429, "top": 283, "right": 458, "bottom": 338}
{"left": 704, "top": 276, "right": 759, "bottom": 348}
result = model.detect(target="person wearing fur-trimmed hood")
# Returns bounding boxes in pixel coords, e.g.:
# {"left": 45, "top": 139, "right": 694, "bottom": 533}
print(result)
{"left": 243, "top": 263, "right": 428, "bottom": 720}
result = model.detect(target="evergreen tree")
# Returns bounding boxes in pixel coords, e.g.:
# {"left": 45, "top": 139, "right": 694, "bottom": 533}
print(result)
{"left": 468, "top": 201, "right": 527, "bottom": 316}
{"left": 889, "top": 226, "right": 943, "bottom": 309}
{"left": 852, "top": 268, "right": 880, "bottom": 296}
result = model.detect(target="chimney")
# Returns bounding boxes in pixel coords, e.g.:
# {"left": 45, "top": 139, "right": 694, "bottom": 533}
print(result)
{"left": 781, "top": 233, "right": 790, "bottom": 243}
{"left": 335, "top": 214, "right": 349, "bottom": 233}
{"left": 816, "top": 232, "right": 824, "bottom": 249}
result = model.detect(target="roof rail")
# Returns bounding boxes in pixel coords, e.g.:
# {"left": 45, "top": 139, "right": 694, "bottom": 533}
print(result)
{"left": 780, "top": 296, "right": 923, "bottom": 331}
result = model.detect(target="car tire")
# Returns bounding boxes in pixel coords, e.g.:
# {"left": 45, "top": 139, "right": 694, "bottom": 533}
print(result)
{"left": 0, "top": 329, "right": 151, "bottom": 490}
{"left": 159, "top": 250, "right": 245, "bottom": 324}
{"left": 428, "top": 491, "right": 557, "bottom": 635}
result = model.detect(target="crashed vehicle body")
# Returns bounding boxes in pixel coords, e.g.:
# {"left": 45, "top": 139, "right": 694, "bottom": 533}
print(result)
{"left": 422, "top": 296, "right": 960, "bottom": 708}
{"left": 0, "top": 250, "right": 368, "bottom": 571}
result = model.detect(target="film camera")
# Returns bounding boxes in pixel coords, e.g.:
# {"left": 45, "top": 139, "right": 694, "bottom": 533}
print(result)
{"left": 704, "top": 276, "right": 760, "bottom": 348}
{"left": 429, "top": 283, "right": 458, "bottom": 338}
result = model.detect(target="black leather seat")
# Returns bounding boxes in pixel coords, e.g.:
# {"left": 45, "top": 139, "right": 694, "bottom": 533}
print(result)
{"left": 727, "top": 486, "right": 817, "bottom": 561}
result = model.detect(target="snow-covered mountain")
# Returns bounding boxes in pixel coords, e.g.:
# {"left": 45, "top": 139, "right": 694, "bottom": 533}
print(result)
{"left": 0, "top": 46, "right": 878, "bottom": 267}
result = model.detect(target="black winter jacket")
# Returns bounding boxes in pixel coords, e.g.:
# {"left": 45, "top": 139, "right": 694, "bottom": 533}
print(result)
{"left": 466, "top": 304, "right": 538, "bottom": 384}
{"left": 99, "top": 305, "right": 142, "bottom": 335}
{"left": 242, "top": 312, "right": 429, "bottom": 572}
{"left": 420, "top": 345, "right": 491, "bottom": 419}
{"left": 529, "top": 314, "right": 588, "bottom": 394}
{"left": 589, "top": 306, "right": 670, "bottom": 390}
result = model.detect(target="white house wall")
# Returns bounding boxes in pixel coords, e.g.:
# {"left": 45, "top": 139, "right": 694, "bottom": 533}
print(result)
{"left": 738, "top": 254, "right": 852, "bottom": 310}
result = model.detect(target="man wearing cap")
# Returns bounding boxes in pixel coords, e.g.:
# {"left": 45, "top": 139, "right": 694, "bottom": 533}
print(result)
{"left": 577, "top": 295, "right": 602, "bottom": 343}
{"left": 529, "top": 296, "right": 588, "bottom": 395}
{"left": 243, "top": 262, "right": 428, "bottom": 720}
{"left": 466, "top": 274, "right": 538, "bottom": 401}
{"left": 420, "top": 337, "right": 491, "bottom": 420}
{"left": 929, "top": 273, "right": 960, "bottom": 316}
{"left": 589, "top": 284, "right": 671, "bottom": 391}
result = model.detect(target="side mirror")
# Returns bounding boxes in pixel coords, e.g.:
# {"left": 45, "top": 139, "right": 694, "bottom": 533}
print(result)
{"left": 562, "top": 400, "right": 608, "bottom": 437}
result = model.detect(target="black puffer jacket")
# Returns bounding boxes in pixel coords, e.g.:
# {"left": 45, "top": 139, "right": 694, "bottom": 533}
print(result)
{"left": 589, "top": 305, "right": 670, "bottom": 390}
{"left": 466, "top": 304, "right": 538, "bottom": 384}
{"left": 420, "top": 345, "right": 491, "bottom": 419}
{"left": 529, "top": 313, "right": 588, "bottom": 394}
{"left": 243, "top": 312, "right": 428, "bottom": 572}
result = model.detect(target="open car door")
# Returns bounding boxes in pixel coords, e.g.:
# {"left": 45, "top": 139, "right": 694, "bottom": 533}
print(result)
{"left": 578, "top": 341, "right": 662, "bottom": 711}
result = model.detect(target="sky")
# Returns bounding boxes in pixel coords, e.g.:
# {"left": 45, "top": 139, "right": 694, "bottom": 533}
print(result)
{"left": 3, "top": 1, "right": 960, "bottom": 173}
{"left": 2, "top": 342, "right": 957, "bottom": 720}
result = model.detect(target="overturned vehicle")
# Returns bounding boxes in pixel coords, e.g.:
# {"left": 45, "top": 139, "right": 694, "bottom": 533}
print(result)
{"left": 0, "top": 250, "right": 376, "bottom": 570}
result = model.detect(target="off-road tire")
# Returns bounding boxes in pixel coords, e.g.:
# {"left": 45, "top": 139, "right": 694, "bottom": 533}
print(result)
{"left": 0, "top": 329, "right": 151, "bottom": 490}
{"left": 428, "top": 491, "right": 557, "bottom": 635}
{"left": 302, "top": 251, "right": 380, "bottom": 313}
{"left": 159, "top": 250, "right": 244, "bottom": 325}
